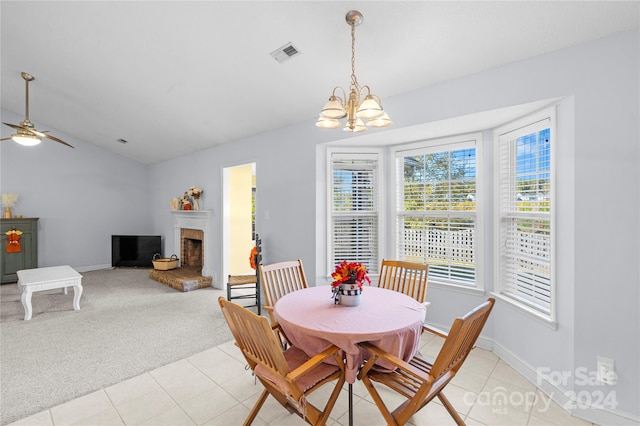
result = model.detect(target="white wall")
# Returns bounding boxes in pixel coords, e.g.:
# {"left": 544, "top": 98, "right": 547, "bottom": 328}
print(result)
{"left": 0, "top": 109, "right": 152, "bottom": 271}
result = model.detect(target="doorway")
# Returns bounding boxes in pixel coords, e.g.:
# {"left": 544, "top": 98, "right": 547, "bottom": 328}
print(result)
{"left": 222, "top": 162, "right": 256, "bottom": 283}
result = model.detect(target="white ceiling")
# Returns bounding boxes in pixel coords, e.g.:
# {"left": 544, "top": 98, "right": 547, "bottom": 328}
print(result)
{"left": 1, "top": 1, "right": 638, "bottom": 164}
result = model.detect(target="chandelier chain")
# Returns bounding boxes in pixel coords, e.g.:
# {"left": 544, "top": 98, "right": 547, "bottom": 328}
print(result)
{"left": 350, "top": 21, "right": 359, "bottom": 91}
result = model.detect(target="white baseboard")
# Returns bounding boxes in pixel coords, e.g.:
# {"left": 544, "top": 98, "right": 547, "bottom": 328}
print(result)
{"left": 493, "top": 340, "right": 640, "bottom": 425}
{"left": 74, "top": 264, "right": 113, "bottom": 273}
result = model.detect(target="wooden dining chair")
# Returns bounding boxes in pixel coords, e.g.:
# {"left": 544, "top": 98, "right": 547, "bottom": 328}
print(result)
{"left": 357, "top": 298, "right": 495, "bottom": 426}
{"left": 259, "top": 259, "right": 308, "bottom": 323}
{"left": 378, "top": 259, "right": 430, "bottom": 306}
{"left": 218, "top": 297, "right": 346, "bottom": 426}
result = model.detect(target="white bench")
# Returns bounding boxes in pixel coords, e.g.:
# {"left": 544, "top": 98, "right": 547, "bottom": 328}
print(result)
{"left": 17, "top": 265, "right": 83, "bottom": 320}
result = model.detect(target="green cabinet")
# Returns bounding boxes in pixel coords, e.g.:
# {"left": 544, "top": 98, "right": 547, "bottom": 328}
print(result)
{"left": 1, "top": 218, "right": 38, "bottom": 283}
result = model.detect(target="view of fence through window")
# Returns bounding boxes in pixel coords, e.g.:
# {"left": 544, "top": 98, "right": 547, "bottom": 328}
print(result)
{"left": 500, "top": 126, "right": 552, "bottom": 313}
{"left": 398, "top": 145, "right": 477, "bottom": 285}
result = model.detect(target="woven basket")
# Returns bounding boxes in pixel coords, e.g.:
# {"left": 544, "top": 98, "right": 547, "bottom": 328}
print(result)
{"left": 152, "top": 254, "right": 179, "bottom": 271}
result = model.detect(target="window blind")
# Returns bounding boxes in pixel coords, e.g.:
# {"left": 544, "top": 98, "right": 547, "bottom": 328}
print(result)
{"left": 498, "top": 118, "right": 553, "bottom": 315}
{"left": 330, "top": 155, "right": 379, "bottom": 273}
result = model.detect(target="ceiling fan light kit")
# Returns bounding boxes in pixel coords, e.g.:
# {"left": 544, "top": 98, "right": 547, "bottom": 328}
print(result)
{"left": 2, "top": 72, "right": 74, "bottom": 148}
{"left": 316, "top": 10, "right": 392, "bottom": 132}
{"left": 12, "top": 133, "right": 41, "bottom": 147}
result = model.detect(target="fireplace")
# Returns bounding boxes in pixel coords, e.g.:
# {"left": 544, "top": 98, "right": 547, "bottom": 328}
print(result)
{"left": 148, "top": 210, "right": 215, "bottom": 292}
{"left": 170, "top": 210, "right": 215, "bottom": 280}
{"left": 181, "top": 228, "right": 203, "bottom": 268}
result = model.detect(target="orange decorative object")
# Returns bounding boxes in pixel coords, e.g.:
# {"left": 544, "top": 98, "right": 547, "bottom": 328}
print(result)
{"left": 331, "top": 260, "right": 371, "bottom": 290}
{"left": 5, "top": 227, "right": 22, "bottom": 253}
{"left": 249, "top": 246, "right": 258, "bottom": 270}
{"left": 183, "top": 203, "right": 192, "bottom": 210}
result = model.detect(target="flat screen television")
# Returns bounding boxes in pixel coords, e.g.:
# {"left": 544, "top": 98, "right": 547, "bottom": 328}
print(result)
{"left": 111, "top": 235, "right": 162, "bottom": 268}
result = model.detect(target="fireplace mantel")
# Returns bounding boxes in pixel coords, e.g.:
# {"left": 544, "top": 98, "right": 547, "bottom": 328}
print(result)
{"left": 170, "top": 210, "right": 215, "bottom": 280}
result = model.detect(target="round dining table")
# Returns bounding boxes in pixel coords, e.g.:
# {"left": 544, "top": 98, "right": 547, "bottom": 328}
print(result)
{"left": 273, "top": 285, "right": 426, "bottom": 384}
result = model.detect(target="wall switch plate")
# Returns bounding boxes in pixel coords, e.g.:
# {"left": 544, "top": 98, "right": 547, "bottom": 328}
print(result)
{"left": 597, "top": 356, "right": 616, "bottom": 385}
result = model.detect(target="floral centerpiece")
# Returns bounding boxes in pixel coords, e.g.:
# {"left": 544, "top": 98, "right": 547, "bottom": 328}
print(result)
{"left": 187, "top": 186, "right": 203, "bottom": 210}
{"left": 331, "top": 261, "right": 370, "bottom": 306}
{"left": 170, "top": 197, "right": 181, "bottom": 210}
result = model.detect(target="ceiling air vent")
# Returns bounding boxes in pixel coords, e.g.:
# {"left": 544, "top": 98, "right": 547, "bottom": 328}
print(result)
{"left": 270, "top": 42, "right": 301, "bottom": 64}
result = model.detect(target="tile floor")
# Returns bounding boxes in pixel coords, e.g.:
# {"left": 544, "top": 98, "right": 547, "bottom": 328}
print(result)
{"left": 9, "top": 332, "right": 595, "bottom": 426}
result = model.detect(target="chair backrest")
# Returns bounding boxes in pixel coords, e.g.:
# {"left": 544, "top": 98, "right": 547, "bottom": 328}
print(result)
{"left": 429, "top": 298, "right": 495, "bottom": 381}
{"left": 378, "top": 259, "right": 429, "bottom": 304}
{"left": 259, "top": 259, "right": 308, "bottom": 307}
{"left": 218, "top": 297, "right": 291, "bottom": 376}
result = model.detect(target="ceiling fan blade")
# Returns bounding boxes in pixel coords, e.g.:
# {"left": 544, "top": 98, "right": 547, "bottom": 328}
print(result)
{"left": 1, "top": 137, "right": 13, "bottom": 141}
{"left": 29, "top": 128, "right": 74, "bottom": 148}
{"left": 2, "top": 122, "right": 23, "bottom": 130}
{"left": 3, "top": 122, "right": 74, "bottom": 148}
{"left": 34, "top": 130, "right": 75, "bottom": 148}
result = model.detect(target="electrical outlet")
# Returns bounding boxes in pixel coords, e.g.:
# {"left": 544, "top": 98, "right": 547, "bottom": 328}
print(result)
{"left": 597, "top": 356, "right": 616, "bottom": 385}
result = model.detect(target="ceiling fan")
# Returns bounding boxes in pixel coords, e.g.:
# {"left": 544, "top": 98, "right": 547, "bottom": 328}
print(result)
{"left": 1, "top": 72, "right": 74, "bottom": 148}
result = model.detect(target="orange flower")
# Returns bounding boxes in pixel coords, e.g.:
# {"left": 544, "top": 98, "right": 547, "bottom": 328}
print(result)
{"left": 331, "top": 260, "right": 371, "bottom": 289}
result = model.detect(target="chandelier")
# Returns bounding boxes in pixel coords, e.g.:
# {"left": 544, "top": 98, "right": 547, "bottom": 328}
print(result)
{"left": 316, "top": 10, "right": 392, "bottom": 132}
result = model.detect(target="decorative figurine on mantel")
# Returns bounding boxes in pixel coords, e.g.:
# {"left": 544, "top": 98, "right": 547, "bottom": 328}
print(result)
{"left": 170, "top": 187, "right": 204, "bottom": 211}
{"left": 181, "top": 192, "right": 192, "bottom": 210}
{"left": 188, "top": 186, "right": 203, "bottom": 210}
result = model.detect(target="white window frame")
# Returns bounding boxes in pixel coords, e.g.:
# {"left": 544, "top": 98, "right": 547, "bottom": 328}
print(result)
{"left": 391, "top": 133, "right": 484, "bottom": 291}
{"left": 326, "top": 148, "right": 383, "bottom": 276}
{"left": 494, "top": 107, "right": 556, "bottom": 325}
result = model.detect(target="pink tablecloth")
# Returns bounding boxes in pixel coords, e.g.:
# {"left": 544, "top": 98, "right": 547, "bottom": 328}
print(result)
{"left": 274, "top": 286, "right": 426, "bottom": 383}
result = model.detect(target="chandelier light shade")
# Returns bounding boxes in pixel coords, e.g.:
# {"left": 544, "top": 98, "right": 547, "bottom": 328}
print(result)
{"left": 316, "top": 10, "right": 392, "bottom": 132}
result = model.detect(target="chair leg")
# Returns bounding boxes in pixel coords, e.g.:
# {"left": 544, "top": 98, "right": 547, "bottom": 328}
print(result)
{"left": 256, "top": 277, "right": 261, "bottom": 315}
{"left": 360, "top": 376, "right": 399, "bottom": 425}
{"left": 437, "top": 392, "right": 465, "bottom": 426}
{"left": 318, "top": 373, "right": 346, "bottom": 425}
{"left": 244, "top": 389, "right": 269, "bottom": 426}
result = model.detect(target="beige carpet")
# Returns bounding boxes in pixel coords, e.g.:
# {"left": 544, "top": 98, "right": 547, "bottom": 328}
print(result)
{"left": 0, "top": 268, "right": 240, "bottom": 425}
